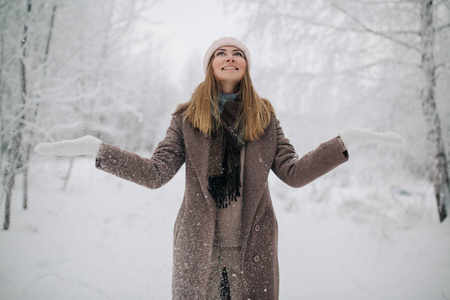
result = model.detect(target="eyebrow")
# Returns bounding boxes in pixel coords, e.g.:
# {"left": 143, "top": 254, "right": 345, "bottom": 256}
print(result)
{"left": 216, "top": 48, "right": 244, "bottom": 54}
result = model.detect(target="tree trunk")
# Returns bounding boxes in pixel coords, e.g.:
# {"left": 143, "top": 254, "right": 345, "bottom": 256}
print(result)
{"left": 21, "top": 1, "right": 57, "bottom": 210}
{"left": 44, "top": 3, "right": 57, "bottom": 68}
{"left": 3, "top": 173, "right": 14, "bottom": 230}
{"left": 19, "top": 0, "right": 31, "bottom": 211}
{"left": 420, "top": 0, "right": 449, "bottom": 222}
{"left": 3, "top": 0, "right": 31, "bottom": 229}
{"left": 0, "top": 17, "right": 5, "bottom": 194}
{"left": 62, "top": 157, "right": 76, "bottom": 191}
{"left": 3, "top": 133, "right": 21, "bottom": 230}
{"left": 23, "top": 144, "right": 30, "bottom": 209}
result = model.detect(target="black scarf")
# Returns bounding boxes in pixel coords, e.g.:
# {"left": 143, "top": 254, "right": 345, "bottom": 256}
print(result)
{"left": 207, "top": 97, "right": 244, "bottom": 209}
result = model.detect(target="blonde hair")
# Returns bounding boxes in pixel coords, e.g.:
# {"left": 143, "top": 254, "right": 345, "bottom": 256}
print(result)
{"left": 174, "top": 56, "right": 275, "bottom": 141}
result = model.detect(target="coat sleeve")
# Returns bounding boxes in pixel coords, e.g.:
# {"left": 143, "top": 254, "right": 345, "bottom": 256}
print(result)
{"left": 95, "top": 115, "right": 185, "bottom": 189}
{"left": 271, "top": 119, "right": 348, "bottom": 188}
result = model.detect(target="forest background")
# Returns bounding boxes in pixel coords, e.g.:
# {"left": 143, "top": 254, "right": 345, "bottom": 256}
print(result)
{"left": 2, "top": 0, "right": 449, "bottom": 228}
{"left": 1, "top": 0, "right": 450, "bottom": 298}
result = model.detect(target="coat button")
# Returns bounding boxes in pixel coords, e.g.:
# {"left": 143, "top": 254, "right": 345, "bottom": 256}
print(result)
{"left": 254, "top": 225, "right": 261, "bottom": 232}
{"left": 253, "top": 255, "right": 260, "bottom": 262}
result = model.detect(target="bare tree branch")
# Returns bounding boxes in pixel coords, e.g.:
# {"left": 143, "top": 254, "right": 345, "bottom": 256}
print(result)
{"left": 258, "top": 0, "right": 420, "bottom": 48}
{"left": 436, "top": 23, "right": 450, "bottom": 31}
{"left": 358, "top": 0, "right": 420, "bottom": 4}
{"left": 441, "top": 0, "right": 450, "bottom": 10}
{"left": 277, "top": 11, "right": 420, "bottom": 35}
{"left": 326, "top": 0, "right": 421, "bottom": 52}
{"left": 277, "top": 59, "right": 421, "bottom": 79}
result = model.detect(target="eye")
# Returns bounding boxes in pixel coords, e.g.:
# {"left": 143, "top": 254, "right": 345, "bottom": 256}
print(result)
{"left": 233, "top": 52, "right": 244, "bottom": 57}
{"left": 215, "top": 51, "right": 225, "bottom": 56}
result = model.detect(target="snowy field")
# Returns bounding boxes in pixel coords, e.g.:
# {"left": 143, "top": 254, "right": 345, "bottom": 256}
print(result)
{"left": 1, "top": 157, "right": 450, "bottom": 300}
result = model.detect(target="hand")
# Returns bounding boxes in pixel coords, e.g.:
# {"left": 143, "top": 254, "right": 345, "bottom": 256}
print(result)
{"left": 339, "top": 127, "right": 403, "bottom": 147}
{"left": 34, "top": 135, "right": 103, "bottom": 156}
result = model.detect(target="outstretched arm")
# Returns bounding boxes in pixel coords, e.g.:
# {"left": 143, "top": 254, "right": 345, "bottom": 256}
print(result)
{"left": 271, "top": 121, "right": 403, "bottom": 188}
{"left": 271, "top": 120, "right": 348, "bottom": 188}
{"left": 35, "top": 116, "right": 186, "bottom": 189}
{"left": 95, "top": 116, "right": 185, "bottom": 189}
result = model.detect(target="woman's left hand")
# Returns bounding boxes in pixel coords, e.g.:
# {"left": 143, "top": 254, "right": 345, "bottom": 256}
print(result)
{"left": 339, "top": 127, "right": 403, "bottom": 147}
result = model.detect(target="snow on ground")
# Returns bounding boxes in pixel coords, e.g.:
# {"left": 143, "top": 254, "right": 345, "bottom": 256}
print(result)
{"left": 1, "top": 157, "right": 450, "bottom": 300}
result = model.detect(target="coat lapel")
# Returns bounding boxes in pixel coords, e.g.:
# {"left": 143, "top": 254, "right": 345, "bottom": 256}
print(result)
{"left": 182, "top": 123, "right": 215, "bottom": 205}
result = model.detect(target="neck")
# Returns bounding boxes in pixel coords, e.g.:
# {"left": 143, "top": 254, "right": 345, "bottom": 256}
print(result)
{"left": 219, "top": 82, "right": 239, "bottom": 94}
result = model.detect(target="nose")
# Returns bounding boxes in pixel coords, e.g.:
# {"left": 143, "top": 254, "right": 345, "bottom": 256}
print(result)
{"left": 226, "top": 54, "right": 235, "bottom": 62}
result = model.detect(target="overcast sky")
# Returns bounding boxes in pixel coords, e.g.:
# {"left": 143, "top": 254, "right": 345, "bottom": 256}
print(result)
{"left": 141, "top": 0, "right": 246, "bottom": 79}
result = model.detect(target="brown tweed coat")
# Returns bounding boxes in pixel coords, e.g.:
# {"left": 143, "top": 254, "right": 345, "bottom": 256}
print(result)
{"left": 96, "top": 113, "right": 348, "bottom": 299}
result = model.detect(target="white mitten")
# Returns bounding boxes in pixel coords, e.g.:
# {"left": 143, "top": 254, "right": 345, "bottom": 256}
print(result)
{"left": 339, "top": 127, "right": 403, "bottom": 147}
{"left": 34, "top": 135, "right": 103, "bottom": 156}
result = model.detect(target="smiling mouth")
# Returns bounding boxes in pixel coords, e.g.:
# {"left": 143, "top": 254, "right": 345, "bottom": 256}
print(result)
{"left": 222, "top": 67, "right": 239, "bottom": 70}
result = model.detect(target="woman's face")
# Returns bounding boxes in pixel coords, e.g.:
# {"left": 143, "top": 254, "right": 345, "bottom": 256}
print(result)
{"left": 211, "top": 46, "right": 246, "bottom": 93}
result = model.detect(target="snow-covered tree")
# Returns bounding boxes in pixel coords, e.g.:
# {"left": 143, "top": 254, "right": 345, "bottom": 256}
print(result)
{"left": 1, "top": 0, "right": 174, "bottom": 229}
{"left": 1, "top": 0, "right": 51, "bottom": 230}
{"left": 229, "top": 0, "right": 450, "bottom": 221}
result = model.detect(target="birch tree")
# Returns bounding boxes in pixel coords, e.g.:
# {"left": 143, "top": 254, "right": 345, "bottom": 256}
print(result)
{"left": 419, "top": 0, "right": 449, "bottom": 221}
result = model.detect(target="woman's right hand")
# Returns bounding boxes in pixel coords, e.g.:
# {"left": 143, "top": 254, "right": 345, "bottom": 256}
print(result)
{"left": 34, "top": 135, "right": 103, "bottom": 157}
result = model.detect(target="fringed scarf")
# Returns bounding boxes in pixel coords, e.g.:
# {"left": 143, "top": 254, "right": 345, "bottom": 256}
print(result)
{"left": 220, "top": 267, "right": 231, "bottom": 300}
{"left": 207, "top": 94, "right": 245, "bottom": 209}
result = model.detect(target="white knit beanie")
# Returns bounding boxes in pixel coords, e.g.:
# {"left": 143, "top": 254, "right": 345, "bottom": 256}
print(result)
{"left": 203, "top": 37, "right": 251, "bottom": 73}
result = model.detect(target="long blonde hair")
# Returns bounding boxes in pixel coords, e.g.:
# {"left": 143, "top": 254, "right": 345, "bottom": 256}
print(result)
{"left": 174, "top": 56, "right": 275, "bottom": 141}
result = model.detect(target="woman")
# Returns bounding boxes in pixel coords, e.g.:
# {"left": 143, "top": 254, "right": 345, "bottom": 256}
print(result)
{"left": 35, "top": 37, "right": 402, "bottom": 300}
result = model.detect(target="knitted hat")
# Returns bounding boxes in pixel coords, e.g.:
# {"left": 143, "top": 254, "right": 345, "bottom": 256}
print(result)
{"left": 203, "top": 37, "right": 251, "bottom": 73}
